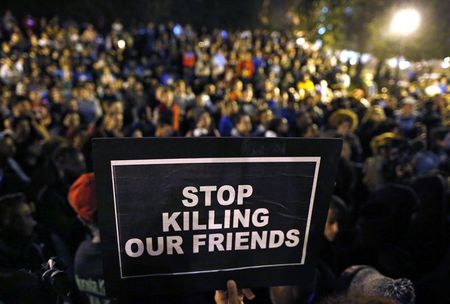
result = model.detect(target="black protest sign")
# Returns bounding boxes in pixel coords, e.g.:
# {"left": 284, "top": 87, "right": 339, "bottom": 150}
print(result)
{"left": 93, "top": 138, "right": 342, "bottom": 297}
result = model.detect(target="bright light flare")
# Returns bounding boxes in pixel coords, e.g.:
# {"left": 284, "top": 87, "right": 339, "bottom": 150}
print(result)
{"left": 296, "top": 37, "right": 305, "bottom": 46}
{"left": 117, "top": 39, "right": 126, "bottom": 49}
{"left": 442, "top": 57, "right": 450, "bottom": 69}
{"left": 390, "top": 8, "right": 421, "bottom": 36}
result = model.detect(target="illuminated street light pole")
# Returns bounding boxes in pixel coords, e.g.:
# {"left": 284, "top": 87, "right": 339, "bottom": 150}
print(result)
{"left": 389, "top": 8, "right": 421, "bottom": 87}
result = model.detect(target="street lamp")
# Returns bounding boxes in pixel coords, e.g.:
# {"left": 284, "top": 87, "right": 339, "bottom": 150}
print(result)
{"left": 389, "top": 8, "right": 421, "bottom": 90}
{"left": 390, "top": 8, "right": 421, "bottom": 36}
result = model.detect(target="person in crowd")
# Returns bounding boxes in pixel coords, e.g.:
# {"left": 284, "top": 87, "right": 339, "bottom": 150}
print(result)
{"left": 270, "top": 196, "right": 348, "bottom": 304}
{"left": 186, "top": 111, "right": 220, "bottom": 137}
{"left": 68, "top": 173, "right": 111, "bottom": 304}
{"left": 335, "top": 265, "right": 415, "bottom": 304}
{"left": 231, "top": 113, "right": 253, "bottom": 137}
{"left": 396, "top": 97, "right": 419, "bottom": 139}
{"left": 0, "top": 193, "right": 66, "bottom": 303}
{"left": 328, "top": 109, "right": 363, "bottom": 163}
{"left": 69, "top": 173, "right": 213, "bottom": 304}
{"left": 0, "top": 130, "right": 30, "bottom": 195}
{"left": 414, "top": 127, "right": 449, "bottom": 175}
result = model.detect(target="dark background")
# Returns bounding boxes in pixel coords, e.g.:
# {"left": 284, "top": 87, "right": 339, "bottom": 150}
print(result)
{"left": 0, "top": 0, "right": 263, "bottom": 29}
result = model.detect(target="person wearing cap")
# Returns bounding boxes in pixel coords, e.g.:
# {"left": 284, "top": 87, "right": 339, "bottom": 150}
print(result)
{"left": 69, "top": 173, "right": 212, "bottom": 304}
{"left": 363, "top": 132, "right": 400, "bottom": 192}
{"left": 328, "top": 109, "right": 363, "bottom": 163}
{"left": 68, "top": 172, "right": 111, "bottom": 304}
{"left": 335, "top": 265, "right": 415, "bottom": 304}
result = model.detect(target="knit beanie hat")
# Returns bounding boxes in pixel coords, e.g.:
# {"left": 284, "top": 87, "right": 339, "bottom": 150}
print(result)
{"left": 338, "top": 265, "right": 415, "bottom": 304}
{"left": 68, "top": 173, "right": 97, "bottom": 222}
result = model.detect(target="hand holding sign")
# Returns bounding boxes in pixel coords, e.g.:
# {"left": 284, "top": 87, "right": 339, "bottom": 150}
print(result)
{"left": 214, "top": 280, "right": 255, "bottom": 304}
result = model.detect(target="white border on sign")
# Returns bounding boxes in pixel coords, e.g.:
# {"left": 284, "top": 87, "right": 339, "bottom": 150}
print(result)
{"left": 110, "top": 157, "right": 321, "bottom": 279}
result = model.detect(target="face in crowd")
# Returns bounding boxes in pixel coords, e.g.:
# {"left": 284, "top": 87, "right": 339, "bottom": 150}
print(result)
{"left": 236, "top": 114, "right": 252, "bottom": 136}
{"left": 324, "top": 207, "right": 340, "bottom": 242}
{"left": 0, "top": 194, "right": 37, "bottom": 239}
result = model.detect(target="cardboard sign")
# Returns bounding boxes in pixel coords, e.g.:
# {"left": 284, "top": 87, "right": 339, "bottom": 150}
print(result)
{"left": 93, "top": 138, "right": 341, "bottom": 297}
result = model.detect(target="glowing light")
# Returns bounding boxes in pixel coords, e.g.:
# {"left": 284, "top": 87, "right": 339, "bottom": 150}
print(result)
{"left": 387, "top": 58, "right": 398, "bottom": 69}
{"left": 339, "top": 50, "right": 359, "bottom": 64}
{"left": 425, "top": 85, "right": 441, "bottom": 97}
{"left": 442, "top": 57, "right": 450, "bottom": 69}
{"left": 296, "top": 37, "right": 305, "bottom": 46}
{"left": 390, "top": 8, "right": 421, "bottom": 36}
{"left": 361, "top": 54, "right": 371, "bottom": 64}
{"left": 313, "top": 40, "right": 323, "bottom": 50}
{"left": 173, "top": 24, "right": 183, "bottom": 36}
{"left": 221, "top": 30, "right": 228, "bottom": 39}
{"left": 387, "top": 57, "right": 410, "bottom": 70}
{"left": 117, "top": 39, "right": 126, "bottom": 49}
{"left": 399, "top": 60, "right": 411, "bottom": 70}
{"left": 318, "top": 26, "right": 326, "bottom": 35}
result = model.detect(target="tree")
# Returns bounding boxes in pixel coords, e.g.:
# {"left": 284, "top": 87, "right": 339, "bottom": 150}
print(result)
{"left": 318, "top": 0, "right": 449, "bottom": 60}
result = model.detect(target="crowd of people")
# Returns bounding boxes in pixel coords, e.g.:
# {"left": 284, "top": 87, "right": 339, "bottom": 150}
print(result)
{"left": 0, "top": 9, "right": 449, "bottom": 304}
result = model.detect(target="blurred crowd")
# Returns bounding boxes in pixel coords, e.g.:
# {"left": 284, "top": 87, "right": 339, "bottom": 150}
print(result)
{"left": 0, "top": 9, "right": 449, "bottom": 304}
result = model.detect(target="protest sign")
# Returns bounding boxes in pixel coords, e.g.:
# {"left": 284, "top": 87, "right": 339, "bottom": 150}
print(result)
{"left": 93, "top": 138, "right": 341, "bottom": 297}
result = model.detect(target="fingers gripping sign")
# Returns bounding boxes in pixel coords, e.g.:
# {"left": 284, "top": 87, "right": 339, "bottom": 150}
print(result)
{"left": 214, "top": 280, "right": 255, "bottom": 304}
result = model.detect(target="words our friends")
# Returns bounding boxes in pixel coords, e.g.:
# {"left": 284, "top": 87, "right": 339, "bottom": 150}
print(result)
{"left": 124, "top": 185, "right": 301, "bottom": 257}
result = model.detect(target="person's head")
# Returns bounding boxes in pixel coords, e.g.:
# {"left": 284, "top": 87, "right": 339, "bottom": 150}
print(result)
{"left": 304, "top": 124, "right": 319, "bottom": 138}
{"left": 338, "top": 119, "right": 352, "bottom": 136}
{"left": 362, "top": 106, "right": 386, "bottom": 124}
{"left": 12, "top": 116, "right": 32, "bottom": 142}
{"left": 196, "top": 111, "right": 213, "bottom": 130}
{"left": 105, "top": 100, "right": 124, "bottom": 116}
{"left": 138, "top": 105, "right": 152, "bottom": 122}
{"left": 324, "top": 196, "right": 347, "bottom": 242}
{"left": 63, "top": 112, "right": 81, "bottom": 129}
{"left": 196, "top": 93, "right": 210, "bottom": 108}
{"left": 221, "top": 101, "right": 238, "bottom": 117}
{"left": 68, "top": 173, "right": 98, "bottom": 233}
{"left": 0, "top": 193, "right": 36, "bottom": 239}
{"left": 430, "top": 127, "right": 450, "bottom": 151}
{"left": 52, "top": 146, "right": 86, "bottom": 184}
{"left": 103, "top": 111, "right": 123, "bottom": 133}
{"left": 400, "top": 97, "right": 416, "bottom": 116}
{"left": 12, "top": 97, "right": 32, "bottom": 117}
{"left": 259, "top": 109, "right": 273, "bottom": 127}
{"left": 28, "top": 90, "right": 41, "bottom": 106}
{"left": 320, "top": 294, "right": 396, "bottom": 304}
{"left": 155, "top": 107, "right": 174, "bottom": 137}
{"left": 357, "top": 184, "right": 418, "bottom": 246}
{"left": 381, "top": 139, "right": 414, "bottom": 183}
{"left": 266, "top": 117, "right": 289, "bottom": 137}
{"left": 336, "top": 265, "right": 415, "bottom": 304}
{"left": 233, "top": 80, "right": 243, "bottom": 92}
{"left": 160, "top": 88, "right": 174, "bottom": 107}
{"left": 235, "top": 113, "right": 252, "bottom": 136}
{"left": 50, "top": 87, "right": 63, "bottom": 104}
{"left": 0, "top": 131, "right": 16, "bottom": 159}
{"left": 329, "top": 109, "right": 358, "bottom": 136}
